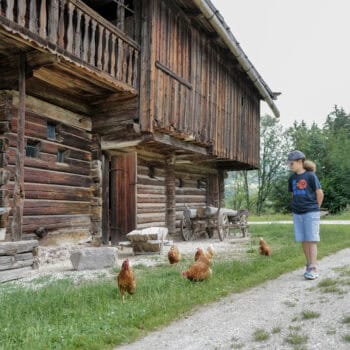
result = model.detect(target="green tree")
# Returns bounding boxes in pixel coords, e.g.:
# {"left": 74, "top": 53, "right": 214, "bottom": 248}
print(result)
{"left": 255, "top": 115, "right": 291, "bottom": 214}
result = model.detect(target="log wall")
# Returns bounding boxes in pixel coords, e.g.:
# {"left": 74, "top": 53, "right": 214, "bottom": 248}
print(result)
{"left": 136, "top": 152, "right": 214, "bottom": 234}
{"left": 140, "top": 0, "right": 261, "bottom": 168}
{"left": 0, "top": 91, "right": 95, "bottom": 240}
{"left": 136, "top": 157, "right": 167, "bottom": 229}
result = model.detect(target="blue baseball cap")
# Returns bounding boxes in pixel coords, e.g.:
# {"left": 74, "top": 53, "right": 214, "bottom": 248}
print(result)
{"left": 287, "top": 150, "right": 305, "bottom": 161}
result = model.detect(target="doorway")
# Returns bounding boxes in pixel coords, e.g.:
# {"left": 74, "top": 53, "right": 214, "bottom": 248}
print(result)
{"left": 102, "top": 152, "right": 137, "bottom": 244}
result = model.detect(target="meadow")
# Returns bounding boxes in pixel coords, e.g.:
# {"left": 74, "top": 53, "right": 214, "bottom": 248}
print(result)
{"left": 0, "top": 224, "right": 349, "bottom": 349}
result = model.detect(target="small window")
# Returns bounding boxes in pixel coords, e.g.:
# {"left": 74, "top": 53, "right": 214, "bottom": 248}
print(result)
{"left": 148, "top": 165, "right": 155, "bottom": 178}
{"left": 47, "top": 122, "right": 56, "bottom": 140}
{"left": 177, "top": 178, "right": 184, "bottom": 188}
{"left": 197, "top": 179, "right": 207, "bottom": 190}
{"left": 25, "top": 140, "right": 40, "bottom": 158}
{"left": 57, "top": 150, "right": 66, "bottom": 163}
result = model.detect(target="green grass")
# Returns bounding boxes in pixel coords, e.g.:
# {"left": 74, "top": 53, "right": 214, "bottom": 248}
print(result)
{"left": 301, "top": 310, "right": 320, "bottom": 319}
{"left": 341, "top": 315, "right": 350, "bottom": 324}
{"left": 343, "top": 334, "right": 350, "bottom": 342}
{"left": 272, "top": 327, "right": 281, "bottom": 334}
{"left": 248, "top": 211, "right": 350, "bottom": 221}
{"left": 252, "top": 328, "right": 270, "bottom": 341}
{"left": 0, "top": 224, "right": 349, "bottom": 349}
{"left": 285, "top": 333, "right": 308, "bottom": 345}
{"left": 317, "top": 278, "right": 346, "bottom": 295}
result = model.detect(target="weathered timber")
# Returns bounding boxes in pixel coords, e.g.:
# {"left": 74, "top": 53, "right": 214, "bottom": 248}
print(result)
{"left": 11, "top": 53, "right": 25, "bottom": 240}
{"left": 0, "top": 257, "right": 34, "bottom": 271}
{"left": 102, "top": 153, "right": 110, "bottom": 244}
{"left": 0, "top": 240, "right": 38, "bottom": 255}
{"left": 0, "top": 266, "right": 33, "bottom": 283}
{"left": 165, "top": 155, "right": 176, "bottom": 235}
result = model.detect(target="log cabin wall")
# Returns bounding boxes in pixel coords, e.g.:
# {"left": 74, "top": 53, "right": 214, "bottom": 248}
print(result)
{"left": 140, "top": 0, "right": 261, "bottom": 168}
{"left": 136, "top": 151, "right": 217, "bottom": 235}
{"left": 174, "top": 165, "right": 212, "bottom": 232}
{"left": 0, "top": 91, "right": 96, "bottom": 241}
{"left": 136, "top": 156, "right": 166, "bottom": 229}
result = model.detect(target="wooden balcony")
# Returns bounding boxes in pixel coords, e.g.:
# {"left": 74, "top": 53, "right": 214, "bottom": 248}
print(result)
{"left": 0, "top": 0, "right": 140, "bottom": 110}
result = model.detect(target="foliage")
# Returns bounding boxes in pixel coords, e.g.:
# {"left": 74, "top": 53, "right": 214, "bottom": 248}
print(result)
{"left": 226, "top": 115, "right": 291, "bottom": 214}
{"left": 1, "top": 225, "right": 350, "bottom": 349}
{"left": 287, "top": 106, "right": 350, "bottom": 213}
{"left": 227, "top": 106, "right": 349, "bottom": 214}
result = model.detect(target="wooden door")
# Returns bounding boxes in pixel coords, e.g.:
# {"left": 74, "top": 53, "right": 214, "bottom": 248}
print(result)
{"left": 110, "top": 152, "right": 137, "bottom": 243}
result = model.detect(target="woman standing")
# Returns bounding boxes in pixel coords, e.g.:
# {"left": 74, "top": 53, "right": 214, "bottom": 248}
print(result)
{"left": 288, "top": 150, "right": 324, "bottom": 280}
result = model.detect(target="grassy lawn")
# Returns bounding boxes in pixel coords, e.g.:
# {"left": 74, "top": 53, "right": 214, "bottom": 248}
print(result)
{"left": 1, "top": 224, "right": 350, "bottom": 349}
{"left": 249, "top": 210, "right": 350, "bottom": 221}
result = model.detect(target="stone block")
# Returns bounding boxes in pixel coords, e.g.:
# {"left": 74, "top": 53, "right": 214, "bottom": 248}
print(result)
{"left": 132, "top": 240, "right": 163, "bottom": 254}
{"left": 70, "top": 247, "right": 117, "bottom": 271}
{"left": 127, "top": 227, "right": 168, "bottom": 242}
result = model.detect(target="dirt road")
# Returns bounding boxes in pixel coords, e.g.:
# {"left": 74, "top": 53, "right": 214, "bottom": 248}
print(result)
{"left": 117, "top": 248, "right": 350, "bottom": 350}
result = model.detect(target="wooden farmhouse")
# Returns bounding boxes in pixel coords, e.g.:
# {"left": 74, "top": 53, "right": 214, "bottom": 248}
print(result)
{"left": 0, "top": 0, "right": 279, "bottom": 245}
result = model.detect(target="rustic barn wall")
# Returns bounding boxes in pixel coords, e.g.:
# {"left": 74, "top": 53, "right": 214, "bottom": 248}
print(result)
{"left": 0, "top": 91, "right": 95, "bottom": 240}
{"left": 136, "top": 151, "right": 216, "bottom": 233}
{"left": 140, "top": 0, "right": 261, "bottom": 168}
{"left": 174, "top": 166, "right": 210, "bottom": 231}
{"left": 136, "top": 156, "right": 166, "bottom": 229}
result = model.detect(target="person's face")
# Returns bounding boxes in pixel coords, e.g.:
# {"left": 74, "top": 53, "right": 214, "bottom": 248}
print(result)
{"left": 289, "top": 159, "right": 304, "bottom": 173}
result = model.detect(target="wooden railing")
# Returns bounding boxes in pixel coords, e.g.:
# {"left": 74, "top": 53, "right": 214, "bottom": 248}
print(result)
{"left": 0, "top": 0, "right": 139, "bottom": 90}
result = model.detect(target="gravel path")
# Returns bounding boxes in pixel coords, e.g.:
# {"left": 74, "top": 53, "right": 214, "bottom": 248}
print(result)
{"left": 116, "top": 248, "right": 350, "bottom": 350}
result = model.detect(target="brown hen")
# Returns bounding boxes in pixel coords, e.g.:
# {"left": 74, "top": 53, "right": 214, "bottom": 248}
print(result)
{"left": 168, "top": 244, "right": 181, "bottom": 264}
{"left": 183, "top": 249, "right": 212, "bottom": 282}
{"left": 259, "top": 237, "right": 271, "bottom": 256}
{"left": 117, "top": 259, "right": 136, "bottom": 301}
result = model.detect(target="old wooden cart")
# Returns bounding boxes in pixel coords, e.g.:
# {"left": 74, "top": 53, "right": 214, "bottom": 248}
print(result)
{"left": 180, "top": 206, "right": 248, "bottom": 241}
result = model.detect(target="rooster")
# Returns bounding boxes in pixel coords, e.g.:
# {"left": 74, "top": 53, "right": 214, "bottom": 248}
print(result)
{"left": 168, "top": 244, "right": 181, "bottom": 264}
{"left": 117, "top": 259, "right": 136, "bottom": 302}
{"left": 182, "top": 259, "right": 212, "bottom": 282}
{"left": 259, "top": 237, "right": 271, "bottom": 256}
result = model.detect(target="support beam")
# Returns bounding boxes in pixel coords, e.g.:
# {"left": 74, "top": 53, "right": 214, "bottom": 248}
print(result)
{"left": 165, "top": 154, "right": 176, "bottom": 235}
{"left": 102, "top": 152, "right": 110, "bottom": 245}
{"left": 11, "top": 53, "right": 26, "bottom": 241}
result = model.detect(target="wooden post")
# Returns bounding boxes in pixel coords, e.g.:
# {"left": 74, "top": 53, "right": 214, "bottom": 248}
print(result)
{"left": 218, "top": 169, "right": 225, "bottom": 208}
{"left": 102, "top": 152, "right": 110, "bottom": 245}
{"left": 11, "top": 53, "right": 26, "bottom": 241}
{"left": 165, "top": 154, "right": 176, "bottom": 235}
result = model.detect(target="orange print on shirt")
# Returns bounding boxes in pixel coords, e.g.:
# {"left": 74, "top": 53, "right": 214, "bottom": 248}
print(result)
{"left": 296, "top": 179, "right": 307, "bottom": 190}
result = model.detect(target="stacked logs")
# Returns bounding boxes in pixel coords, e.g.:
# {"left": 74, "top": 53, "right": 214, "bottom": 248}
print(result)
{"left": 0, "top": 240, "right": 39, "bottom": 283}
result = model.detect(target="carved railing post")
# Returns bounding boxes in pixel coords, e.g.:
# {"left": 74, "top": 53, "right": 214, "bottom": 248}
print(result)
{"left": 29, "top": 0, "right": 38, "bottom": 33}
{"left": 39, "top": 0, "right": 47, "bottom": 38}
{"left": 48, "top": 0, "right": 59, "bottom": 44}
{"left": 74, "top": 9, "right": 82, "bottom": 57}
{"left": 17, "top": 0, "right": 26, "bottom": 27}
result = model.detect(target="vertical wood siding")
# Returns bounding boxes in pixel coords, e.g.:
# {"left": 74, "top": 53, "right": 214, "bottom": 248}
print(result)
{"left": 143, "top": 0, "right": 261, "bottom": 168}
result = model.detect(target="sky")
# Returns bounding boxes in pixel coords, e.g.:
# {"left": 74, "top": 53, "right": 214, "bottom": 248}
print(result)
{"left": 212, "top": 0, "right": 350, "bottom": 128}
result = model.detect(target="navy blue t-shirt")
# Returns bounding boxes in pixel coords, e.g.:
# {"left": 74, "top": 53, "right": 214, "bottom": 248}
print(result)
{"left": 288, "top": 171, "right": 321, "bottom": 214}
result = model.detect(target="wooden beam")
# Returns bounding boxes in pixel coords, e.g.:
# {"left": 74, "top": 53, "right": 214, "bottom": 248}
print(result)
{"left": 155, "top": 61, "right": 192, "bottom": 90}
{"left": 165, "top": 154, "right": 176, "bottom": 235}
{"left": 11, "top": 53, "right": 26, "bottom": 241}
{"left": 101, "top": 153, "right": 110, "bottom": 245}
{"left": 101, "top": 139, "right": 143, "bottom": 150}
{"left": 151, "top": 133, "right": 208, "bottom": 155}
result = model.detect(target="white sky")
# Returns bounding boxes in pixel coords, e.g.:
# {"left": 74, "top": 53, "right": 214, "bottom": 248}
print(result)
{"left": 212, "top": 0, "right": 350, "bottom": 128}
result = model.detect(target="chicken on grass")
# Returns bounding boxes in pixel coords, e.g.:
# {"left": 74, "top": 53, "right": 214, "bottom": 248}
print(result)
{"left": 259, "top": 237, "right": 271, "bottom": 256}
{"left": 117, "top": 259, "right": 136, "bottom": 301}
